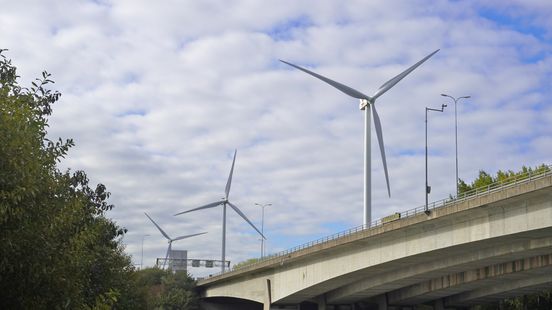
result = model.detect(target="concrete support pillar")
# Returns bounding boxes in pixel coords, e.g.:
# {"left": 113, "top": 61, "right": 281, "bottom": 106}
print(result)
{"left": 317, "top": 294, "right": 327, "bottom": 310}
{"left": 376, "top": 294, "right": 388, "bottom": 310}
{"left": 434, "top": 299, "right": 445, "bottom": 310}
{"left": 264, "top": 279, "right": 272, "bottom": 310}
{"left": 199, "top": 301, "right": 259, "bottom": 310}
{"left": 298, "top": 302, "right": 318, "bottom": 310}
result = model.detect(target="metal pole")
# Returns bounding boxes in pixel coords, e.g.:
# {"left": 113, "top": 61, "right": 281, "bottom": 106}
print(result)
{"left": 441, "top": 94, "right": 470, "bottom": 197}
{"left": 261, "top": 206, "right": 264, "bottom": 257}
{"left": 255, "top": 203, "right": 271, "bottom": 258}
{"left": 363, "top": 101, "right": 371, "bottom": 227}
{"left": 454, "top": 98, "right": 459, "bottom": 197}
{"left": 222, "top": 203, "right": 227, "bottom": 273}
{"left": 425, "top": 108, "right": 428, "bottom": 214}
{"left": 425, "top": 104, "right": 447, "bottom": 214}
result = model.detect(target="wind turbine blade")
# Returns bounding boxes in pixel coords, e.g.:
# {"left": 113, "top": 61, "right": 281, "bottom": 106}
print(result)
{"left": 174, "top": 201, "right": 223, "bottom": 216}
{"left": 371, "top": 104, "right": 391, "bottom": 197}
{"left": 144, "top": 212, "right": 171, "bottom": 240}
{"left": 227, "top": 201, "right": 266, "bottom": 239}
{"left": 172, "top": 232, "right": 207, "bottom": 242}
{"left": 225, "top": 149, "right": 237, "bottom": 200}
{"left": 280, "top": 60, "right": 371, "bottom": 100}
{"left": 372, "top": 49, "right": 440, "bottom": 100}
{"left": 163, "top": 242, "right": 171, "bottom": 269}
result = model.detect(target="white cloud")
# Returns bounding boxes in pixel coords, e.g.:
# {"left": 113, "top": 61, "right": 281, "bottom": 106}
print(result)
{"left": 1, "top": 0, "right": 550, "bottom": 277}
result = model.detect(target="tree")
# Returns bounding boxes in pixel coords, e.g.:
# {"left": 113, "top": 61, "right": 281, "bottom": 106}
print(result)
{"left": 232, "top": 257, "right": 261, "bottom": 270}
{"left": 156, "top": 271, "right": 199, "bottom": 310}
{"left": 133, "top": 267, "right": 200, "bottom": 310}
{"left": 457, "top": 164, "right": 550, "bottom": 197}
{"left": 0, "top": 49, "right": 138, "bottom": 308}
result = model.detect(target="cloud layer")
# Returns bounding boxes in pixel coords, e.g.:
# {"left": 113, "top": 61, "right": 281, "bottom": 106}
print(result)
{"left": 1, "top": 0, "right": 551, "bottom": 277}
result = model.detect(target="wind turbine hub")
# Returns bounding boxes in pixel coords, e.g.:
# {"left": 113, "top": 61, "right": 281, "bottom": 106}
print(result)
{"left": 359, "top": 98, "right": 371, "bottom": 110}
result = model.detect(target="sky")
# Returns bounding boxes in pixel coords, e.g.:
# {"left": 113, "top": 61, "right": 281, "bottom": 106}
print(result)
{"left": 1, "top": 0, "right": 551, "bottom": 277}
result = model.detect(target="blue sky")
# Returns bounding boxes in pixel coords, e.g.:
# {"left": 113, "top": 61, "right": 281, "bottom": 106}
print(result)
{"left": 1, "top": 0, "right": 551, "bottom": 277}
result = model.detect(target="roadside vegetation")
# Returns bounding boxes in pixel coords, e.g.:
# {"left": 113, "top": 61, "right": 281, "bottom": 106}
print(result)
{"left": 232, "top": 257, "right": 261, "bottom": 270}
{"left": 473, "top": 291, "right": 552, "bottom": 310}
{"left": 0, "top": 50, "right": 199, "bottom": 309}
{"left": 456, "top": 164, "right": 550, "bottom": 197}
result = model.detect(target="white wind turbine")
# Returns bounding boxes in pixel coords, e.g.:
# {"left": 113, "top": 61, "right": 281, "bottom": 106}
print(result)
{"left": 280, "top": 49, "right": 439, "bottom": 225}
{"left": 174, "top": 149, "right": 265, "bottom": 273}
{"left": 144, "top": 212, "right": 207, "bottom": 269}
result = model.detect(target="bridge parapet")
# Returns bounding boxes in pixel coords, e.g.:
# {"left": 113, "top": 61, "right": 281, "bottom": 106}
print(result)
{"left": 200, "top": 166, "right": 552, "bottom": 286}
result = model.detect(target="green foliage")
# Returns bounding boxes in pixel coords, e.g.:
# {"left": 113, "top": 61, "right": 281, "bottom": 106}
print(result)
{"left": 136, "top": 266, "right": 169, "bottom": 287}
{"left": 133, "top": 267, "right": 200, "bottom": 310}
{"left": 458, "top": 164, "right": 550, "bottom": 196}
{"left": 232, "top": 257, "right": 261, "bottom": 270}
{"left": 0, "top": 50, "right": 139, "bottom": 309}
{"left": 84, "top": 289, "right": 120, "bottom": 310}
{"left": 156, "top": 271, "right": 199, "bottom": 310}
{"left": 470, "top": 291, "right": 552, "bottom": 309}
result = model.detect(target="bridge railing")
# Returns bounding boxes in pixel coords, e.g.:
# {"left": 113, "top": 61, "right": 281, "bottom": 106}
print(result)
{"left": 215, "top": 164, "right": 551, "bottom": 277}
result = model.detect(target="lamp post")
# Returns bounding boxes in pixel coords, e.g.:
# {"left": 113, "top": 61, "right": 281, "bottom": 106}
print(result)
{"left": 425, "top": 104, "right": 447, "bottom": 214}
{"left": 141, "top": 234, "right": 150, "bottom": 270}
{"left": 255, "top": 203, "right": 271, "bottom": 257}
{"left": 441, "top": 94, "right": 470, "bottom": 197}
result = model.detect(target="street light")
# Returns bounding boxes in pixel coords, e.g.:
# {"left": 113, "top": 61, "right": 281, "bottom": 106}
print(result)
{"left": 425, "top": 103, "right": 447, "bottom": 214}
{"left": 255, "top": 203, "right": 271, "bottom": 257}
{"left": 141, "top": 234, "right": 150, "bottom": 270}
{"left": 441, "top": 94, "right": 470, "bottom": 197}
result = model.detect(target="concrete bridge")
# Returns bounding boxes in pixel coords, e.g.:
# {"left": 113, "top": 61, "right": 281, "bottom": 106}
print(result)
{"left": 198, "top": 169, "right": 552, "bottom": 310}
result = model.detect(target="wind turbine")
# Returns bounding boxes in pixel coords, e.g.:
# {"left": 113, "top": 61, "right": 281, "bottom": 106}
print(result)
{"left": 280, "top": 49, "right": 439, "bottom": 226}
{"left": 144, "top": 212, "right": 207, "bottom": 269}
{"left": 174, "top": 149, "right": 265, "bottom": 273}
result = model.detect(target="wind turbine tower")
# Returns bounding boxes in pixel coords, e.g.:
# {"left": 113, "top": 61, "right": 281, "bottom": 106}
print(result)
{"left": 144, "top": 212, "right": 207, "bottom": 269}
{"left": 174, "top": 149, "right": 265, "bottom": 273}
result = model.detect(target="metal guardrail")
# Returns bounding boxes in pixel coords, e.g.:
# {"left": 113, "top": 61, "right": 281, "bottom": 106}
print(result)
{"left": 209, "top": 165, "right": 552, "bottom": 278}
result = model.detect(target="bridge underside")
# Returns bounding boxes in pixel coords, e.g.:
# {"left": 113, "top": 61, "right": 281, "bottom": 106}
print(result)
{"left": 269, "top": 233, "right": 552, "bottom": 309}
{"left": 202, "top": 231, "right": 552, "bottom": 309}
{"left": 202, "top": 254, "right": 552, "bottom": 309}
{"left": 199, "top": 297, "right": 262, "bottom": 310}
{"left": 318, "top": 231, "right": 552, "bottom": 306}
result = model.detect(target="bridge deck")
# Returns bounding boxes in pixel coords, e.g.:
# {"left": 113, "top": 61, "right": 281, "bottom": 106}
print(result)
{"left": 198, "top": 169, "right": 552, "bottom": 309}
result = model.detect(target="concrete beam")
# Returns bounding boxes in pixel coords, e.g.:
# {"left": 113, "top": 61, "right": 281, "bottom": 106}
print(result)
{"left": 199, "top": 299, "right": 261, "bottom": 310}
{"left": 376, "top": 294, "right": 388, "bottom": 310}
{"left": 386, "top": 253, "right": 552, "bottom": 305}
{"left": 445, "top": 273, "right": 552, "bottom": 307}
{"left": 433, "top": 299, "right": 445, "bottom": 310}
{"left": 316, "top": 294, "right": 327, "bottom": 310}
{"left": 326, "top": 235, "right": 552, "bottom": 303}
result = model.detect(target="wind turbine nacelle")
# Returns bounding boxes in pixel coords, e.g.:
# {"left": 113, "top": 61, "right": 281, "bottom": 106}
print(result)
{"left": 359, "top": 99, "right": 370, "bottom": 110}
